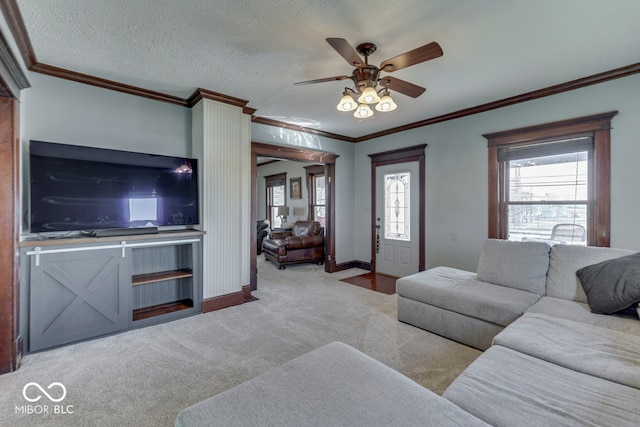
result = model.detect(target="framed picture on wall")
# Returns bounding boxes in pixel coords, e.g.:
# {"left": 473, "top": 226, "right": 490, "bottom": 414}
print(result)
{"left": 290, "top": 177, "right": 302, "bottom": 199}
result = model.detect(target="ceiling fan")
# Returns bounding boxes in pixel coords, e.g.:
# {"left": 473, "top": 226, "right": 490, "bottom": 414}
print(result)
{"left": 294, "top": 38, "right": 443, "bottom": 118}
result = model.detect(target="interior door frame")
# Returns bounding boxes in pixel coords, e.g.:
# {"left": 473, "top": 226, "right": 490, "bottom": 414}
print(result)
{"left": 369, "top": 144, "right": 426, "bottom": 273}
{"left": 0, "top": 95, "right": 21, "bottom": 373}
{"left": 251, "top": 142, "right": 339, "bottom": 290}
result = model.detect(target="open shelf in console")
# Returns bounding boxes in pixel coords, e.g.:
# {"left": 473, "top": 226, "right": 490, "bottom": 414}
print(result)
{"left": 130, "top": 240, "right": 200, "bottom": 323}
{"left": 132, "top": 268, "right": 193, "bottom": 285}
{"left": 132, "top": 299, "right": 193, "bottom": 321}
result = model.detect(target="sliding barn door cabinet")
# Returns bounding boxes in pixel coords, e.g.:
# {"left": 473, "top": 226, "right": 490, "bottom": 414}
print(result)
{"left": 20, "top": 231, "right": 203, "bottom": 352}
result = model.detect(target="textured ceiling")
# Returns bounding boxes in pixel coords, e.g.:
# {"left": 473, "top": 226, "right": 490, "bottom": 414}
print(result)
{"left": 15, "top": 0, "right": 640, "bottom": 138}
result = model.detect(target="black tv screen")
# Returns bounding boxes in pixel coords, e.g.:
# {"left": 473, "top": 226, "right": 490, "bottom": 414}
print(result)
{"left": 29, "top": 140, "right": 199, "bottom": 233}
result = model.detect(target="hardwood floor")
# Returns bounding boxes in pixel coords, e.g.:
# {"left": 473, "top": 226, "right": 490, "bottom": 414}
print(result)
{"left": 340, "top": 272, "right": 396, "bottom": 295}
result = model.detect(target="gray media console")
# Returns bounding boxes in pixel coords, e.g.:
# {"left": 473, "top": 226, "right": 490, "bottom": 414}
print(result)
{"left": 19, "top": 230, "right": 204, "bottom": 352}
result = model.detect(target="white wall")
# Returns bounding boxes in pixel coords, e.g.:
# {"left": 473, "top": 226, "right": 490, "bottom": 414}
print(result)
{"left": 18, "top": 67, "right": 640, "bottom": 276}
{"left": 22, "top": 73, "right": 191, "bottom": 156}
{"left": 354, "top": 73, "right": 640, "bottom": 272}
{"left": 19, "top": 72, "right": 193, "bottom": 234}
{"left": 257, "top": 160, "right": 314, "bottom": 224}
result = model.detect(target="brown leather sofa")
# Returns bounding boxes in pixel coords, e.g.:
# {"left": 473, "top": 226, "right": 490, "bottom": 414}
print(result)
{"left": 262, "top": 220, "right": 325, "bottom": 269}
{"left": 257, "top": 219, "right": 270, "bottom": 255}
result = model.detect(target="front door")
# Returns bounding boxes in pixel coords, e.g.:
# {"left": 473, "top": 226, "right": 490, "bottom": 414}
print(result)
{"left": 375, "top": 162, "right": 420, "bottom": 277}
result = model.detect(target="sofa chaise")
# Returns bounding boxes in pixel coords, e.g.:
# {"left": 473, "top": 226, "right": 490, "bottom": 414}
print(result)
{"left": 175, "top": 239, "right": 640, "bottom": 426}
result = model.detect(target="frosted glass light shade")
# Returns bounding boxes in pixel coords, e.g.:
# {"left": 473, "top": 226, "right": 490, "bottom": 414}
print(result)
{"left": 357, "top": 86, "right": 380, "bottom": 104}
{"left": 375, "top": 94, "right": 397, "bottom": 112}
{"left": 354, "top": 103, "right": 374, "bottom": 119}
{"left": 336, "top": 93, "right": 357, "bottom": 111}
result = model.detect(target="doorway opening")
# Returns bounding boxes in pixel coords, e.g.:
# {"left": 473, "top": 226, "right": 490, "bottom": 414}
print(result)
{"left": 250, "top": 142, "right": 338, "bottom": 290}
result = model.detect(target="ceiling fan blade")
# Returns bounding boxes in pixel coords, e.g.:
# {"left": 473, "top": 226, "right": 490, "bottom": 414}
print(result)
{"left": 326, "top": 38, "right": 364, "bottom": 67}
{"left": 378, "top": 76, "right": 426, "bottom": 98}
{"left": 294, "top": 75, "right": 351, "bottom": 86}
{"left": 379, "top": 41, "right": 443, "bottom": 72}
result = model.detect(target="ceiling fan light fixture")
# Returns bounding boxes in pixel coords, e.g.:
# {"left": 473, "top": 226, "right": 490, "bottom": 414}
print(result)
{"left": 353, "top": 103, "right": 374, "bottom": 119}
{"left": 375, "top": 92, "right": 397, "bottom": 112}
{"left": 296, "top": 37, "right": 440, "bottom": 122}
{"left": 357, "top": 85, "right": 381, "bottom": 104}
{"left": 336, "top": 92, "right": 357, "bottom": 111}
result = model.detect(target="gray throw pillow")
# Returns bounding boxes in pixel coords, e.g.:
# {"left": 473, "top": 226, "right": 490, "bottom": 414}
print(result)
{"left": 576, "top": 252, "right": 640, "bottom": 314}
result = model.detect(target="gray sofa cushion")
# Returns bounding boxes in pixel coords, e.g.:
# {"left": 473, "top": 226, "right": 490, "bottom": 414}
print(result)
{"left": 444, "top": 345, "right": 640, "bottom": 427}
{"left": 476, "top": 239, "right": 550, "bottom": 295}
{"left": 576, "top": 252, "right": 640, "bottom": 314}
{"left": 546, "top": 244, "right": 636, "bottom": 303}
{"left": 526, "top": 296, "right": 640, "bottom": 336}
{"left": 493, "top": 313, "right": 640, "bottom": 389}
{"left": 175, "top": 341, "right": 489, "bottom": 427}
{"left": 398, "top": 272, "right": 540, "bottom": 327}
{"left": 398, "top": 296, "right": 504, "bottom": 351}
{"left": 396, "top": 266, "right": 477, "bottom": 297}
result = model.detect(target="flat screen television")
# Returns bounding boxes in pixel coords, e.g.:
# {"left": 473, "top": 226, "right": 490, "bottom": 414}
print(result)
{"left": 29, "top": 140, "right": 199, "bottom": 234}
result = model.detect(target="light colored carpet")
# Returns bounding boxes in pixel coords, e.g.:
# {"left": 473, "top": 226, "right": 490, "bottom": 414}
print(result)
{"left": 0, "top": 257, "right": 481, "bottom": 426}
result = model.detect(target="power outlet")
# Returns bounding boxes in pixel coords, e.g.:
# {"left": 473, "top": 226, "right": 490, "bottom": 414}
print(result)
{"left": 450, "top": 233, "right": 458, "bottom": 241}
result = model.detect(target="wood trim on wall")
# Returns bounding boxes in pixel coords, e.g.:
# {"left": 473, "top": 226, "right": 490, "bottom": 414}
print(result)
{"left": 325, "top": 163, "right": 336, "bottom": 271}
{"left": 355, "top": 64, "right": 639, "bottom": 143}
{"left": 186, "top": 88, "right": 256, "bottom": 115}
{"left": 251, "top": 116, "right": 357, "bottom": 143}
{"left": 484, "top": 111, "right": 617, "bottom": 246}
{"left": 3, "top": 0, "right": 640, "bottom": 142}
{"left": 0, "top": 0, "right": 36, "bottom": 67}
{"left": 252, "top": 141, "right": 339, "bottom": 163}
{"left": 304, "top": 164, "right": 325, "bottom": 222}
{"left": 0, "top": 95, "right": 21, "bottom": 374}
{"left": 250, "top": 152, "right": 258, "bottom": 289}
{"left": 0, "top": 27, "right": 30, "bottom": 96}
{"left": 333, "top": 260, "right": 372, "bottom": 272}
{"left": 250, "top": 142, "right": 339, "bottom": 289}
{"left": 593, "top": 128, "right": 612, "bottom": 247}
{"left": 483, "top": 111, "right": 618, "bottom": 145}
{"left": 31, "top": 63, "right": 188, "bottom": 106}
{"left": 201, "top": 285, "right": 253, "bottom": 313}
{"left": 368, "top": 144, "right": 427, "bottom": 273}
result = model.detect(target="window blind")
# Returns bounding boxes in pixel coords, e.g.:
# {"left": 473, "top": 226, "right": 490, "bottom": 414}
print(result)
{"left": 498, "top": 134, "right": 593, "bottom": 163}
{"left": 265, "top": 173, "right": 286, "bottom": 187}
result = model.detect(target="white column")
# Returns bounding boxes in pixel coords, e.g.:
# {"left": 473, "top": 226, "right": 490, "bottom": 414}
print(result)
{"left": 192, "top": 99, "right": 251, "bottom": 298}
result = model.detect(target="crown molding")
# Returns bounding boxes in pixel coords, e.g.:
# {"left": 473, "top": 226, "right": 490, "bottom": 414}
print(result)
{"left": 0, "top": 0, "right": 36, "bottom": 67}
{"left": 355, "top": 61, "right": 640, "bottom": 142}
{"left": 3, "top": 0, "right": 640, "bottom": 142}
{"left": 186, "top": 88, "right": 255, "bottom": 115}
{"left": 0, "top": 24, "right": 29, "bottom": 96}
{"left": 30, "top": 63, "right": 188, "bottom": 105}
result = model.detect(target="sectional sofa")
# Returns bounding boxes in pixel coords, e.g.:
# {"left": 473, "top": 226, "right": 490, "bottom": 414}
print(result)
{"left": 397, "top": 239, "right": 640, "bottom": 350}
{"left": 175, "top": 240, "right": 640, "bottom": 426}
